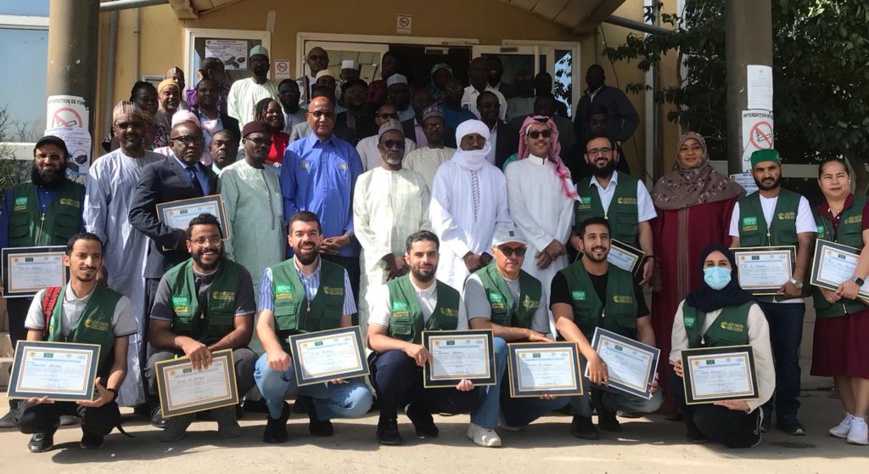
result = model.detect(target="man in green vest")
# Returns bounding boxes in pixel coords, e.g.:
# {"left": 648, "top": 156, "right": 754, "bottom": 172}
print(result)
{"left": 729, "top": 149, "right": 816, "bottom": 436}
{"left": 552, "top": 217, "right": 661, "bottom": 440}
{"left": 368, "top": 230, "right": 478, "bottom": 446}
{"left": 254, "top": 211, "right": 371, "bottom": 444}
{"left": 464, "top": 226, "right": 568, "bottom": 446}
{"left": 145, "top": 213, "right": 257, "bottom": 441}
{"left": 0, "top": 135, "right": 85, "bottom": 429}
{"left": 572, "top": 136, "right": 656, "bottom": 285}
{"left": 15, "top": 233, "right": 136, "bottom": 452}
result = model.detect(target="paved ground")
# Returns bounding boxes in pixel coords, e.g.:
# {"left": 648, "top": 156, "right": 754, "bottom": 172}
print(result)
{"left": 0, "top": 389, "right": 866, "bottom": 473}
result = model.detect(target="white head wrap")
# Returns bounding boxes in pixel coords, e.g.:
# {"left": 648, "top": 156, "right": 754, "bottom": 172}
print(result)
{"left": 452, "top": 119, "right": 492, "bottom": 171}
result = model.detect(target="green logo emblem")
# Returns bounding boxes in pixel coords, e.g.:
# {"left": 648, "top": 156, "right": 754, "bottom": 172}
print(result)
{"left": 817, "top": 225, "right": 825, "bottom": 235}
{"left": 684, "top": 315, "right": 696, "bottom": 328}
{"left": 446, "top": 341, "right": 455, "bottom": 346}
{"left": 532, "top": 353, "right": 541, "bottom": 358}
{"left": 705, "top": 360, "right": 716, "bottom": 365}
{"left": 172, "top": 296, "right": 189, "bottom": 306}
{"left": 183, "top": 368, "right": 192, "bottom": 374}
{"left": 392, "top": 301, "right": 408, "bottom": 312}
{"left": 742, "top": 216, "right": 757, "bottom": 226}
{"left": 43, "top": 353, "right": 54, "bottom": 358}
{"left": 615, "top": 345, "right": 623, "bottom": 352}
{"left": 315, "top": 341, "right": 323, "bottom": 347}
{"left": 571, "top": 290, "right": 587, "bottom": 301}
{"left": 581, "top": 196, "right": 591, "bottom": 204}
{"left": 488, "top": 292, "right": 504, "bottom": 303}
{"left": 14, "top": 197, "right": 27, "bottom": 206}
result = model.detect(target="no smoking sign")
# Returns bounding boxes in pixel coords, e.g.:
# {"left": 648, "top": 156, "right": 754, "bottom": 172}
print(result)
{"left": 741, "top": 110, "right": 775, "bottom": 171}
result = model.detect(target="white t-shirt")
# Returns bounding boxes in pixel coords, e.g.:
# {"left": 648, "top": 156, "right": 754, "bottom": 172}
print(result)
{"left": 368, "top": 279, "right": 468, "bottom": 330}
{"left": 25, "top": 286, "right": 137, "bottom": 338}
{"left": 587, "top": 171, "right": 657, "bottom": 222}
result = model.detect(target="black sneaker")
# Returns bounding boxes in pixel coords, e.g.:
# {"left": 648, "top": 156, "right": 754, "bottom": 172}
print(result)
{"left": 80, "top": 432, "right": 105, "bottom": 449}
{"left": 28, "top": 431, "right": 56, "bottom": 453}
{"left": 405, "top": 403, "right": 438, "bottom": 438}
{"left": 150, "top": 404, "right": 167, "bottom": 429}
{"left": 262, "top": 402, "right": 290, "bottom": 444}
{"left": 776, "top": 415, "right": 806, "bottom": 436}
{"left": 598, "top": 411, "right": 622, "bottom": 432}
{"left": 377, "top": 416, "right": 402, "bottom": 446}
{"left": 297, "top": 396, "right": 333, "bottom": 437}
{"left": 570, "top": 415, "right": 600, "bottom": 440}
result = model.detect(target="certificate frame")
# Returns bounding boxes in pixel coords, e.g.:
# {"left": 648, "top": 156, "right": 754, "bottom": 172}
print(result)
{"left": 8, "top": 341, "right": 100, "bottom": 402}
{"left": 288, "top": 326, "right": 369, "bottom": 386}
{"left": 588, "top": 328, "right": 659, "bottom": 399}
{"left": 607, "top": 239, "right": 645, "bottom": 277}
{"left": 1, "top": 245, "right": 68, "bottom": 298}
{"left": 681, "top": 345, "right": 758, "bottom": 405}
{"left": 422, "top": 329, "right": 496, "bottom": 388}
{"left": 810, "top": 239, "right": 869, "bottom": 300}
{"left": 154, "top": 349, "right": 239, "bottom": 417}
{"left": 731, "top": 245, "right": 796, "bottom": 295}
{"left": 506, "top": 341, "right": 583, "bottom": 398}
{"left": 155, "top": 194, "right": 231, "bottom": 241}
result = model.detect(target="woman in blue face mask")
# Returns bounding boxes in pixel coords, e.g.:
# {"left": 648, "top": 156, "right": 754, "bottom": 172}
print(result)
{"left": 668, "top": 243, "right": 776, "bottom": 448}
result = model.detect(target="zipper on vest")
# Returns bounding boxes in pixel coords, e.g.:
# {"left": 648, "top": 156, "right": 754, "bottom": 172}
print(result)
{"left": 37, "top": 212, "right": 46, "bottom": 243}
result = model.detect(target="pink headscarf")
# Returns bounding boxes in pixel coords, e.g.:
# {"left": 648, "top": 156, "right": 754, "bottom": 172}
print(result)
{"left": 517, "top": 115, "right": 577, "bottom": 198}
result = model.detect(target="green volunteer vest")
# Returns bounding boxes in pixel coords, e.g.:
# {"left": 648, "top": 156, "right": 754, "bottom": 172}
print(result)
{"left": 574, "top": 173, "right": 640, "bottom": 246}
{"left": 386, "top": 275, "right": 460, "bottom": 344}
{"left": 812, "top": 195, "right": 868, "bottom": 318}
{"left": 46, "top": 285, "right": 122, "bottom": 376}
{"left": 270, "top": 258, "right": 345, "bottom": 338}
{"left": 474, "top": 264, "right": 541, "bottom": 329}
{"left": 8, "top": 180, "right": 83, "bottom": 247}
{"left": 681, "top": 302, "right": 752, "bottom": 348}
{"left": 164, "top": 258, "right": 244, "bottom": 345}
{"left": 559, "top": 261, "right": 638, "bottom": 339}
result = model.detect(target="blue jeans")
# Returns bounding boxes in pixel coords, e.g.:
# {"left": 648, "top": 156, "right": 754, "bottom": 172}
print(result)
{"left": 571, "top": 358, "right": 664, "bottom": 417}
{"left": 474, "top": 337, "right": 570, "bottom": 428}
{"left": 758, "top": 302, "right": 804, "bottom": 419}
{"left": 254, "top": 353, "right": 373, "bottom": 420}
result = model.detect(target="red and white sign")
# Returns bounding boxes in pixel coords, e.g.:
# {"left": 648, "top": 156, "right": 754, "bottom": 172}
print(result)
{"left": 741, "top": 110, "right": 774, "bottom": 172}
{"left": 397, "top": 14, "right": 412, "bottom": 34}
{"left": 274, "top": 59, "right": 291, "bottom": 80}
{"left": 46, "top": 95, "right": 89, "bottom": 130}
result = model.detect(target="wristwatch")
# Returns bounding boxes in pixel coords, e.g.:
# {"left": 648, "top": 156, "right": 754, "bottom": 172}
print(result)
{"left": 788, "top": 278, "right": 803, "bottom": 289}
{"left": 850, "top": 275, "right": 865, "bottom": 286}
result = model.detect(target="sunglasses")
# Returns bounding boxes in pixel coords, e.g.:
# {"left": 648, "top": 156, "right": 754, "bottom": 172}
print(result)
{"left": 382, "top": 140, "right": 406, "bottom": 150}
{"left": 497, "top": 246, "right": 527, "bottom": 257}
{"left": 526, "top": 129, "right": 552, "bottom": 139}
{"left": 376, "top": 113, "right": 399, "bottom": 120}
{"left": 308, "top": 110, "right": 336, "bottom": 119}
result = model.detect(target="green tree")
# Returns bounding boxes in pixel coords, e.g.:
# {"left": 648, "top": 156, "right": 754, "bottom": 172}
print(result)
{"left": 605, "top": 1, "right": 869, "bottom": 191}
{"left": 0, "top": 106, "right": 31, "bottom": 195}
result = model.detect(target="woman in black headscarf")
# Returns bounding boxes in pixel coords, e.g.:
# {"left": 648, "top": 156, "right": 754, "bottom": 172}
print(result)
{"left": 668, "top": 244, "right": 775, "bottom": 448}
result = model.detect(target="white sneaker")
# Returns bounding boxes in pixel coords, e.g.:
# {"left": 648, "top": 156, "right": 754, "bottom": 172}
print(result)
{"left": 846, "top": 417, "right": 869, "bottom": 446}
{"left": 829, "top": 413, "right": 853, "bottom": 439}
{"left": 467, "top": 422, "right": 502, "bottom": 447}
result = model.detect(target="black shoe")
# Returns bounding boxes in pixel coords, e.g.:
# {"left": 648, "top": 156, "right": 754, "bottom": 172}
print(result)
{"left": 242, "top": 398, "right": 271, "bottom": 414}
{"left": 80, "top": 432, "right": 105, "bottom": 449}
{"left": 28, "top": 431, "right": 56, "bottom": 453}
{"left": 776, "top": 415, "right": 806, "bottom": 436}
{"left": 262, "top": 402, "right": 290, "bottom": 444}
{"left": 570, "top": 415, "right": 600, "bottom": 440}
{"left": 296, "top": 396, "right": 333, "bottom": 437}
{"left": 598, "top": 411, "right": 622, "bottom": 432}
{"left": 150, "top": 404, "right": 167, "bottom": 429}
{"left": 406, "top": 403, "right": 438, "bottom": 438}
{"left": 687, "top": 431, "right": 710, "bottom": 444}
{"left": 59, "top": 415, "right": 78, "bottom": 426}
{"left": 0, "top": 409, "right": 17, "bottom": 429}
{"left": 377, "top": 416, "right": 402, "bottom": 446}
{"left": 133, "top": 403, "right": 150, "bottom": 417}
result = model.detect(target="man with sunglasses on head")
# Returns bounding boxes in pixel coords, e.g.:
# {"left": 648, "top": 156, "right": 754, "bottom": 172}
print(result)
{"left": 129, "top": 119, "right": 218, "bottom": 427}
{"left": 145, "top": 213, "right": 257, "bottom": 442}
{"left": 281, "top": 96, "right": 365, "bottom": 311}
{"left": 356, "top": 103, "right": 417, "bottom": 171}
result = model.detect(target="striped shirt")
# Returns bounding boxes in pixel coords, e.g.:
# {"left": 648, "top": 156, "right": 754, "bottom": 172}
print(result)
{"left": 258, "top": 258, "right": 357, "bottom": 316}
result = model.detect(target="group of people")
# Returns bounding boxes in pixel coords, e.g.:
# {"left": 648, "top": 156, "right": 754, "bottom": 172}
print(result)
{"left": 0, "top": 46, "right": 867, "bottom": 455}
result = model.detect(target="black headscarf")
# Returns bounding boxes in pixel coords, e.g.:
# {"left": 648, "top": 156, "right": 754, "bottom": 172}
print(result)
{"left": 684, "top": 243, "right": 755, "bottom": 313}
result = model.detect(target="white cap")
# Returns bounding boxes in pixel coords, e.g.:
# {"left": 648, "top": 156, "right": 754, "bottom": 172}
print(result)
{"left": 386, "top": 73, "right": 408, "bottom": 87}
{"left": 341, "top": 59, "right": 357, "bottom": 70}
{"left": 492, "top": 226, "right": 527, "bottom": 246}
{"left": 249, "top": 45, "right": 269, "bottom": 57}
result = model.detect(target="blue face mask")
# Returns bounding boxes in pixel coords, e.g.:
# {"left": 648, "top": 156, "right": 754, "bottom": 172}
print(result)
{"left": 703, "top": 266, "right": 731, "bottom": 290}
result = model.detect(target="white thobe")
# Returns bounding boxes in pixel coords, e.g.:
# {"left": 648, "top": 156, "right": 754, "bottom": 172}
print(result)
{"left": 505, "top": 155, "right": 576, "bottom": 335}
{"left": 403, "top": 146, "right": 456, "bottom": 190}
{"left": 353, "top": 167, "right": 431, "bottom": 334}
{"left": 83, "top": 149, "right": 163, "bottom": 406}
{"left": 355, "top": 136, "right": 417, "bottom": 171}
{"left": 227, "top": 78, "right": 279, "bottom": 130}
{"left": 430, "top": 160, "right": 513, "bottom": 292}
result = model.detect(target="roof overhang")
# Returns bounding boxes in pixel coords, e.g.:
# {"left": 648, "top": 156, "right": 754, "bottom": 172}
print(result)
{"left": 168, "top": 0, "right": 242, "bottom": 19}
{"left": 500, "top": 0, "right": 627, "bottom": 35}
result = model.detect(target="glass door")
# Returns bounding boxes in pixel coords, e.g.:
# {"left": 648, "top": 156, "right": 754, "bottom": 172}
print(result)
{"left": 300, "top": 41, "right": 389, "bottom": 84}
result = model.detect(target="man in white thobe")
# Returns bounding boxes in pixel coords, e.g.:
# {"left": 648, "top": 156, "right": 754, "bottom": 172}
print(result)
{"left": 227, "top": 45, "right": 279, "bottom": 130}
{"left": 404, "top": 105, "right": 456, "bottom": 190}
{"left": 353, "top": 122, "right": 431, "bottom": 334}
{"left": 430, "top": 120, "right": 513, "bottom": 292}
{"left": 84, "top": 101, "right": 163, "bottom": 407}
{"left": 356, "top": 103, "right": 416, "bottom": 171}
{"left": 505, "top": 115, "right": 577, "bottom": 335}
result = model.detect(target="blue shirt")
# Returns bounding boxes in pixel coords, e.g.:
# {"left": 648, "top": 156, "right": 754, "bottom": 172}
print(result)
{"left": 280, "top": 134, "right": 363, "bottom": 257}
{"left": 0, "top": 183, "right": 85, "bottom": 250}
{"left": 442, "top": 106, "right": 476, "bottom": 131}
{"left": 257, "top": 259, "right": 356, "bottom": 315}
{"left": 173, "top": 155, "right": 211, "bottom": 195}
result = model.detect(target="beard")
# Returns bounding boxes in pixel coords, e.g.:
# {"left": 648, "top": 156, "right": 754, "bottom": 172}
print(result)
{"left": 192, "top": 246, "right": 223, "bottom": 271}
{"left": 410, "top": 264, "right": 436, "bottom": 282}
{"left": 591, "top": 159, "right": 616, "bottom": 178}
{"left": 31, "top": 163, "right": 68, "bottom": 188}
{"left": 583, "top": 246, "right": 609, "bottom": 263}
{"left": 756, "top": 175, "right": 781, "bottom": 191}
{"left": 295, "top": 242, "right": 319, "bottom": 265}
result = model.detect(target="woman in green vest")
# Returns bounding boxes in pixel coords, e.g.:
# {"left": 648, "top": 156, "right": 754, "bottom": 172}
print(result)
{"left": 669, "top": 244, "right": 775, "bottom": 448}
{"left": 811, "top": 158, "right": 869, "bottom": 446}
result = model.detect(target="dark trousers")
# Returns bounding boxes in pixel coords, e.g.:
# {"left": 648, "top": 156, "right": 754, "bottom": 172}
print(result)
{"left": 144, "top": 347, "right": 258, "bottom": 401}
{"left": 758, "top": 302, "right": 804, "bottom": 419}
{"left": 369, "top": 350, "right": 478, "bottom": 419}
{"left": 670, "top": 368, "right": 761, "bottom": 448}
{"left": 16, "top": 400, "right": 120, "bottom": 437}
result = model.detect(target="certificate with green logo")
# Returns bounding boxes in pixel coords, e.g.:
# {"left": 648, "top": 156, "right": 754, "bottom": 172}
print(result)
{"left": 607, "top": 239, "right": 645, "bottom": 277}
{"left": 155, "top": 194, "right": 230, "bottom": 250}
{"left": 154, "top": 349, "right": 238, "bottom": 417}
{"left": 588, "top": 328, "right": 659, "bottom": 399}
{"left": 732, "top": 246, "right": 796, "bottom": 295}
{"left": 810, "top": 239, "right": 869, "bottom": 301}
{"left": 423, "top": 330, "right": 495, "bottom": 388}
{"left": 288, "top": 326, "right": 369, "bottom": 386}
{"left": 681, "top": 345, "right": 758, "bottom": 405}
{"left": 2, "top": 246, "right": 67, "bottom": 298}
{"left": 8, "top": 341, "right": 100, "bottom": 402}
{"left": 507, "top": 341, "right": 583, "bottom": 398}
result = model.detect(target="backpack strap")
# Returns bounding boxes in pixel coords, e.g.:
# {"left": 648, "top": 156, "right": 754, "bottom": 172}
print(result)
{"left": 41, "top": 286, "right": 62, "bottom": 337}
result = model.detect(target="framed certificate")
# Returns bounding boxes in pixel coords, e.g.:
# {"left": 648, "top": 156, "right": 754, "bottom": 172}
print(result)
{"left": 8, "top": 341, "right": 100, "bottom": 402}
{"left": 607, "top": 239, "right": 645, "bottom": 277}
{"left": 422, "top": 330, "right": 496, "bottom": 388}
{"left": 681, "top": 345, "right": 758, "bottom": 405}
{"left": 288, "top": 326, "right": 369, "bottom": 386}
{"left": 154, "top": 349, "right": 239, "bottom": 417}
{"left": 588, "top": 328, "right": 659, "bottom": 399}
{"left": 156, "top": 194, "right": 231, "bottom": 240}
{"left": 1, "top": 246, "right": 67, "bottom": 298}
{"left": 810, "top": 239, "right": 869, "bottom": 300}
{"left": 507, "top": 342, "right": 583, "bottom": 398}
{"left": 732, "top": 246, "right": 795, "bottom": 295}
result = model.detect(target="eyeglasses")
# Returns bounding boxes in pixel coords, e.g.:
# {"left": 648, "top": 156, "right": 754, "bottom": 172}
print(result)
{"left": 382, "top": 140, "right": 406, "bottom": 150}
{"left": 586, "top": 147, "right": 613, "bottom": 157}
{"left": 245, "top": 138, "right": 273, "bottom": 146}
{"left": 189, "top": 236, "right": 222, "bottom": 245}
{"left": 171, "top": 135, "right": 205, "bottom": 145}
{"left": 526, "top": 129, "right": 552, "bottom": 139}
{"left": 376, "top": 113, "right": 399, "bottom": 120}
{"left": 308, "top": 110, "right": 336, "bottom": 119}
{"left": 497, "top": 246, "right": 527, "bottom": 257}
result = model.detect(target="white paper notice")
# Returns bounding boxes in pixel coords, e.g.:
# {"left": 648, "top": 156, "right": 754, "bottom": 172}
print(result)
{"left": 747, "top": 65, "right": 773, "bottom": 111}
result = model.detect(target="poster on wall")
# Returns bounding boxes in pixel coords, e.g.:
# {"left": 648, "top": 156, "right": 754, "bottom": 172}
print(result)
{"left": 205, "top": 39, "right": 249, "bottom": 70}
{"left": 44, "top": 127, "right": 92, "bottom": 177}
